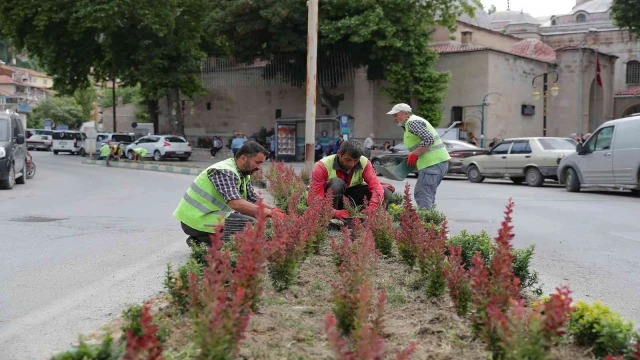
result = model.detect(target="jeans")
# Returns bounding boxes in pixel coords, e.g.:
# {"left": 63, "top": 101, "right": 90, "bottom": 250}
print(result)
{"left": 324, "top": 178, "right": 392, "bottom": 210}
{"left": 414, "top": 161, "right": 449, "bottom": 210}
{"left": 181, "top": 212, "right": 257, "bottom": 246}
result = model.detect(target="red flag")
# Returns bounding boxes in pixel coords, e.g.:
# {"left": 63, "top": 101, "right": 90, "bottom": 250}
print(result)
{"left": 596, "top": 51, "right": 603, "bottom": 87}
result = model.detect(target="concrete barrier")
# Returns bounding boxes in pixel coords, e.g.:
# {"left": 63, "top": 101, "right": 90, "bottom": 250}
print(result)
{"left": 83, "top": 159, "right": 205, "bottom": 176}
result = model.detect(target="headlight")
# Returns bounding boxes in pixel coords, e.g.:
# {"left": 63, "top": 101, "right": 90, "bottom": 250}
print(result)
{"left": 0, "top": 147, "right": 5, "bottom": 159}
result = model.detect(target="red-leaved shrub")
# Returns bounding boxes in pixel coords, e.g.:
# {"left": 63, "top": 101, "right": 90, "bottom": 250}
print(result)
{"left": 325, "top": 288, "right": 416, "bottom": 360}
{"left": 443, "top": 245, "right": 472, "bottom": 316}
{"left": 123, "top": 302, "right": 163, "bottom": 360}
{"left": 303, "top": 189, "right": 335, "bottom": 255}
{"left": 362, "top": 200, "right": 395, "bottom": 257}
{"left": 265, "top": 161, "right": 305, "bottom": 211}
{"left": 418, "top": 218, "right": 449, "bottom": 298}
{"left": 393, "top": 184, "right": 426, "bottom": 269}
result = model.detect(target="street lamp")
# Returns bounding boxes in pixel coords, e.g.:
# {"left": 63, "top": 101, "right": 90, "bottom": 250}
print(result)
{"left": 532, "top": 70, "right": 560, "bottom": 137}
{"left": 480, "top": 92, "right": 502, "bottom": 148}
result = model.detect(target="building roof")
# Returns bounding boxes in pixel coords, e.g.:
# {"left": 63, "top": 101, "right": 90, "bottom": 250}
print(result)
{"left": 0, "top": 88, "right": 11, "bottom": 96}
{"left": 431, "top": 44, "right": 487, "bottom": 54}
{"left": 457, "top": 1, "right": 493, "bottom": 30}
{"left": 616, "top": 87, "right": 640, "bottom": 96}
{"left": 572, "top": 0, "right": 612, "bottom": 14}
{"left": 489, "top": 9, "right": 540, "bottom": 28}
{"left": 509, "top": 38, "right": 557, "bottom": 62}
{"left": 0, "top": 75, "right": 16, "bottom": 85}
{"left": 0, "top": 64, "right": 52, "bottom": 78}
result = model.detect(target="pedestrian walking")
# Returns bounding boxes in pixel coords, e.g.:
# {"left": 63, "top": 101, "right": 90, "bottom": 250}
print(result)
{"left": 210, "top": 136, "right": 223, "bottom": 157}
{"left": 173, "top": 141, "right": 284, "bottom": 246}
{"left": 386, "top": 103, "right": 450, "bottom": 210}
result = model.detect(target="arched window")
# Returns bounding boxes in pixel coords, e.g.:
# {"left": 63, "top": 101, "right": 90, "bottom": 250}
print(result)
{"left": 576, "top": 14, "right": 586, "bottom": 23}
{"left": 627, "top": 61, "right": 640, "bottom": 84}
{"left": 551, "top": 17, "right": 557, "bottom": 26}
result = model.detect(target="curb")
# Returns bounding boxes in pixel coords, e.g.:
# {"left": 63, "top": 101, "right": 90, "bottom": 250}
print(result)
{"left": 83, "top": 159, "right": 205, "bottom": 176}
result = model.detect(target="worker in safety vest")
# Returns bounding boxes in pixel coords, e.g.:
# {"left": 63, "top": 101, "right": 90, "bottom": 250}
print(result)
{"left": 173, "top": 141, "right": 284, "bottom": 246}
{"left": 98, "top": 140, "right": 112, "bottom": 167}
{"left": 387, "top": 103, "right": 450, "bottom": 209}
{"left": 307, "top": 140, "right": 392, "bottom": 221}
{"left": 129, "top": 147, "right": 148, "bottom": 161}
{"left": 111, "top": 143, "right": 123, "bottom": 160}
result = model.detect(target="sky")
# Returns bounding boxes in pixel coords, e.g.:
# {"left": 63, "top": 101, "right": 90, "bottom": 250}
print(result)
{"left": 484, "top": 0, "right": 576, "bottom": 18}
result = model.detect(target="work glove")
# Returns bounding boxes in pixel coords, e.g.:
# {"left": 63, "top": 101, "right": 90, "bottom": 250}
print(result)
{"left": 270, "top": 208, "right": 286, "bottom": 218}
{"left": 407, "top": 153, "right": 419, "bottom": 168}
{"left": 333, "top": 209, "right": 350, "bottom": 221}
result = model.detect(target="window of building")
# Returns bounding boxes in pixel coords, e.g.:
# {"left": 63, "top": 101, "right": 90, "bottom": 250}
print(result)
{"left": 576, "top": 14, "right": 586, "bottom": 23}
{"left": 626, "top": 61, "right": 640, "bottom": 84}
{"left": 551, "top": 17, "right": 557, "bottom": 25}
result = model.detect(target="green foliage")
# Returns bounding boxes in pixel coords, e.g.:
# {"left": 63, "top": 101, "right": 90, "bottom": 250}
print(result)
{"left": 386, "top": 192, "right": 403, "bottom": 207}
{"left": 387, "top": 203, "right": 403, "bottom": 222}
{"left": 100, "top": 86, "right": 143, "bottom": 109}
{"left": 29, "top": 97, "right": 85, "bottom": 129}
{"left": 73, "top": 86, "right": 98, "bottom": 120}
{"left": 120, "top": 304, "right": 170, "bottom": 344}
{"left": 163, "top": 260, "right": 203, "bottom": 311}
{"left": 27, "top": 115, "right": 43, "bottom": 129}
{"left": 187, "top": 240, "right": 209, "bottom": 267}
{"left": 511, "top": 245, "right": 542, "bottom": 296}
{"left": 372, "top": 228, "right": 394, "bottom": 258}
{"left": 51, "top": 334, "right": 121, "bottom": 360}
{"left": 611, "top": 0, "right": 640, "bottom": 37}
{"left": 268, "top": 257, "right": 299, "bottom": 293}
{"left": 569, "top": 301, "right": 636, "bottom": 358}
{"left": 417, "top": 206, "right": 445, "bottom": 226}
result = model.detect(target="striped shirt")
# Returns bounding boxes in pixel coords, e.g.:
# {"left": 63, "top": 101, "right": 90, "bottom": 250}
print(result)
{"left": 207, "top": 164, "right": 258, "bottom": 203}
{"left": 405, "top": 119, "right": 436, "bottom": 147}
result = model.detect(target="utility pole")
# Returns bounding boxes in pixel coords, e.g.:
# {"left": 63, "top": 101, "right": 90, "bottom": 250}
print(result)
{"left": 112, "top": 78, "right": 117, "bottom": 132}
{"left": 304, "top": 0, "right": 319, "bottom": 173}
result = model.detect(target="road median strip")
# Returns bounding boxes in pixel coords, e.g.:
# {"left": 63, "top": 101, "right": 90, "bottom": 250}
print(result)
{"left": 82, "top": 159, "right": 205, "bottom": 176}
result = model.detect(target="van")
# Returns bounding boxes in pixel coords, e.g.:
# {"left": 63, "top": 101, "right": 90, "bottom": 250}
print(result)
{"left": 52, "top": 130, "right": 87, "bottom": 155}
{"left": 0, "top": 112, "right": 27, "bottom": 189}
{"left": 94, "top": 133, "right": 136, "bottom": 154}
{"left": 557, "top": 115, "right": 640, "bottom": 193}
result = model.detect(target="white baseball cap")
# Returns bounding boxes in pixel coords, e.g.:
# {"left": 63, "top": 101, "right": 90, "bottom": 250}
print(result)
{"left": 386, "top": 103, "right": 412, "bottom": 115}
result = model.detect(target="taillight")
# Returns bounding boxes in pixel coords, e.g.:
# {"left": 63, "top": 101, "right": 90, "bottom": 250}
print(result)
{"left": 449, "top": 152, "right": 465, "bottom": 158}
{"left": 186, "top": 142, "right": 191, "bottom": 147}
{"left": 163, "top": 141, "right": 171, "bottom": 147}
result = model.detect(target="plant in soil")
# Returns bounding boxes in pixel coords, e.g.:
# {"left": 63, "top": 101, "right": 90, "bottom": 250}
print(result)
{"left": 120, "top": 303, "right": 170, "bottom": 344}
{"left": 265, "top": 161, "right": 305, "bottom": 213}
{"left": 418, "top": 219, "right": 448, "bottom": 298}
{"left": 51, "top": 334, "right": 121, "bottom": 360}
{"left": 417, "top": 206, "right": 445, "bottom": 226}
{"left": 393, "top": 183, "right": 426, "bottom": 269}
{"left": 163, "top": 259, "right": 203, "bottom": 312}
{"left": 123, "top": 301, "right": 164, "bottom": 360}
{"left": 362, "top": 199, "right": 395, "bottom": 257}
{"left": 443, "top": 245, "right": 472, "bottom": 317}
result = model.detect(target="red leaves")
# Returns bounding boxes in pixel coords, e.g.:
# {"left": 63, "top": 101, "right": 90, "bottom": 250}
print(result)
{"left": 124, "top": 302, "right": 163, "bottom": 360}
{"left": 539, "top": 286, "right": 574, "bottom": 339}
{"left": 443, "top": 245, "right": 472, "bottom": 316}
{"left": 393, "top": 183, "right": 427, "bottom": 268}
{"left": 265, "top": 161, "right": 305, "bottom": 205}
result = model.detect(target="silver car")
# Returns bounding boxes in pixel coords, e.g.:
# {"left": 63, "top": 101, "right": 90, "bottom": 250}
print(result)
{"left": 558, "top": 115, "right": 640, "bottom": 193}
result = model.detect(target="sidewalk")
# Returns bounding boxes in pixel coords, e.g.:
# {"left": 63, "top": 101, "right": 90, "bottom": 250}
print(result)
{"left": 189, "top": 148, "right": 306, "bottom": 173}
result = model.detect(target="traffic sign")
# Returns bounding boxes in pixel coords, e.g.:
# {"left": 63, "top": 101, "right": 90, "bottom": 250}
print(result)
{"left": 44, "top": 120, "right": 52, "bottom": 131}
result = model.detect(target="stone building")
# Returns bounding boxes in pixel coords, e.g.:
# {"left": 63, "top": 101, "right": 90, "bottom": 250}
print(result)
{"left": 158, "top": 0, "right": 637, "bottom": 146}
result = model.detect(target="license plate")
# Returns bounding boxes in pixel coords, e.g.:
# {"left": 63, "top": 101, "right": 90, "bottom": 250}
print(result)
{"left": 176, "top": 151, "right": 184, "bottom": 154}
{"left": 60, "top": 141, "right": 67, "bottom": 145}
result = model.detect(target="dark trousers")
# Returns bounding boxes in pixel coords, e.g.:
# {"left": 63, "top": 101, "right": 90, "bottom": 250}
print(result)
{"left": 325, "top": 178, "right": 392, "bottom": 210}
{"left": 181, "top": 212, "right": 256, "bottom": 246}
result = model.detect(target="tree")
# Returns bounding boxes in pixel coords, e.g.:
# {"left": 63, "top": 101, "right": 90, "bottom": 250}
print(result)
{"left": 611, "top": 0, "right": 640, "bottom": 36}
{"left": 208, "top": 0, "right": 477, "bottom": 125}
{"left": 487, "top": 5, "right": 497, "bottom": 15}
{"left": 29, "top": 97, "right": 85, "bottom": 129}
{"left": 73, "top": 86, "right": 98, "bottom": 120}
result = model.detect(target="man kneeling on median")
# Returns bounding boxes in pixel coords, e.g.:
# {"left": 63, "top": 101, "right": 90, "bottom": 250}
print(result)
{"left": 173, "top": 141, "right": 284, "bottom": 246}
{"left": 308, "top": 140, "right": 392, "bottom": 221}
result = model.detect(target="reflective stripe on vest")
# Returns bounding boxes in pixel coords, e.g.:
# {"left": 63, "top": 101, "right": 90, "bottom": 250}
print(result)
{"left": 319, "top": 154, "right": 368, "bottom": 187}
{"left": 403, "top": 115, "right": 451, "bottom": 170}
{"left": 172, "top": 158, "right": 248, "bottom": 233}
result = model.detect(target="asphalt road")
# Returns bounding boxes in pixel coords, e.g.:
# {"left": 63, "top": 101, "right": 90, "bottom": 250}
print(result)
{"left": 1, "top": 153, "right": 638, "bottom": 359}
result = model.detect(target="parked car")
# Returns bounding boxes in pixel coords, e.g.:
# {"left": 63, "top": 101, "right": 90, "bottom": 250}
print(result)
{"left": 27, "top": 134, "right": 52, "bottom": 151}
{"left": 461, "top": 137, "right": 577, "bottom": 186}
{"left": 0, "top": 112, "right": 28, "bottom": 189}
{"left": 371, "top": 140, "right": 487, "bottom": 176}
{"left": 94, "top": 133, "right": 136, "bottom": 154}
{"left": 52, "top": 130, "right": 87, "bottom": 155}
{"left": 125, "top": 135, "right": 192, "bottom": 161}
{"left": 558, "top": 115, "right": 640, "bottom": 193}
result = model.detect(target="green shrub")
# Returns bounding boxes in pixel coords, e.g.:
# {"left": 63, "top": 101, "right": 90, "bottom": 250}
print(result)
{"left": 120, "top": 304, "right": 170, "bottom": 344}
{"left": 388, "top": 203, "right": 403, "bottom": 222}
{"left": 372, "top": 227, "right": 394, "bottom": 258}
{"left": 187, "top": 240, "right": 209, "bottom": 267}
{"left": 569, "top": 301, "right": 636, "bottom": 358}
{"left": 51, "top": 334, "right": 121, "bottom": 360}
{"left": 386, "top": 192, "right": 403, "bottom": 207}
{"left": 417, "top": 206, "right": 445, "bottom": 226}
{"left": 268, "top": 257, "right": 300, "bottom": 292}
{"left": 511, "top": 245, "right": 542, "bottom": 296}
{"left": 164, "top": 260, "right": 203, "bottom": 311}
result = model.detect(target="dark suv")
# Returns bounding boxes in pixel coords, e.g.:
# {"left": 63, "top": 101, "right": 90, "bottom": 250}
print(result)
{"left": 0, "top": 112, "right": 27, "bottom": 189}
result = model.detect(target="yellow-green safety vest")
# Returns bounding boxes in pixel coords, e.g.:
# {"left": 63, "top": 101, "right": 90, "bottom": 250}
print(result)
{"left": 319, "top": 154, "right": 368, "bottom": 187}
{"left": 403, "top": 115, "right": 451, "bottom": 170}
{"left": 173, "top": 158, "right": 249, "bottom": 233}
{"left": 133, "top": 148, "right": 148, "bottom": 157}
{"left": 99, "top": 144, "right": 111, "bottom": 157}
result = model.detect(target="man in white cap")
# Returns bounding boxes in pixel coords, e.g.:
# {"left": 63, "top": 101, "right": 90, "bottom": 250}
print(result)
{"left": 387, "top": 103, "right": 450, "bottom": 209}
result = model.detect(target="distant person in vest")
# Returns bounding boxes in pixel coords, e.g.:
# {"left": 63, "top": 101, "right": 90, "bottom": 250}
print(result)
{"left": 308, "top": 140, "right": 392, "bottom": 221}
{"left": 173, "top": 141, "right": 284, "bottom": 246}
{"left": 98, "top": 141, "right": 112, "bottom": 167}
{"left": 387, "top": 103, "right": 451, "bottom": 210}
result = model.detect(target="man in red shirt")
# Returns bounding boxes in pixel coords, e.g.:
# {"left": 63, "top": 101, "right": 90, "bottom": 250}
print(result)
{"left": 307, "top": 140, "right": 391, "bottom": 220}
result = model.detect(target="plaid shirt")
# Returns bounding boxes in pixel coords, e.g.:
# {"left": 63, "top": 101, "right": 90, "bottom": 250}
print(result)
{"left": 207, "top": 163, "right": 258, "bottom": 203}
{"left": 404, "top": 117, "right": 435, "bottom": 147}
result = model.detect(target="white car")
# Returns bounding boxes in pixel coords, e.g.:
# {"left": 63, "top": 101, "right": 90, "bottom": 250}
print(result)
{"left": 94, "top": 133, "right": 136, "bottom": 154}
{"left": 52, "top": 131, "right": 87, "bottom": 155}
{"left": 125, "top": 135, "right": 192, "bottom": 161}
{"left": 27, "top": 134, "right": 52, "bottom": 151}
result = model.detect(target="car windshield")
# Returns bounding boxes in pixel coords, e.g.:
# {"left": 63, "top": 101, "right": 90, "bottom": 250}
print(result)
{"left": 393, "top": 143, "right": 408, "bottom": 151}
{"left": 112, "top": 134, "right": 134, "bottom": 142}
{"left": 52, "top": 132, "right": 76, "bottom": 140}
{"left": 0, "top": 119, "right": 9, "bottom": 141}
{"left": 538, "top": 138, "right": 577, "bottom": 150}
{"left": 165, "top": 136, "right": 186, "bottom": 143}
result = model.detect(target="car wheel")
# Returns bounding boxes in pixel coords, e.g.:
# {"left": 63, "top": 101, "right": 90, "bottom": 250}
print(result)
{"left": 525, "top": 167, "right": 545, "bottom": 187}
{"left": 510, "top": 177, "right": 525, "bottom": 184}
{"left": 565, "top": 168, "right": 581, "bottom": 192}
{"left": 0, "top": 164, "right": 16, "bottom": 189}
{"left": 53, "top": 150, "right": 58, "bottom": 155}
{"left": 153, "top": 150, "right": 162, "bottom": 161}
{"left": 127, "top": 151, "right": 134, "bottom": 160}
{"left": 467, "top": 165, "right": 485, "bottom": 183}
{"left": 26, "top": 162, "right": 36, "bottom": 179}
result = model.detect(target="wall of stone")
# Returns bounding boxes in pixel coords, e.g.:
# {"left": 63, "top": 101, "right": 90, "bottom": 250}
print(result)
{"left": 614, "top": 97, "right": 640, "bottom": 118}
{"left": 101, "top": 103, "right": 139, "bottom": 133}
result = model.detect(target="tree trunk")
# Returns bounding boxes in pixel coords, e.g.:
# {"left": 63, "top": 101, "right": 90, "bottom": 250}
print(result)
{"left": 166, "top": 88, "right": 184, "bottom": 136}
{"left": 318, "top": 83, "right": 344, "bottom": 116}
{"left": 146, "top": 99, "right": 159, "bottom": 134}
